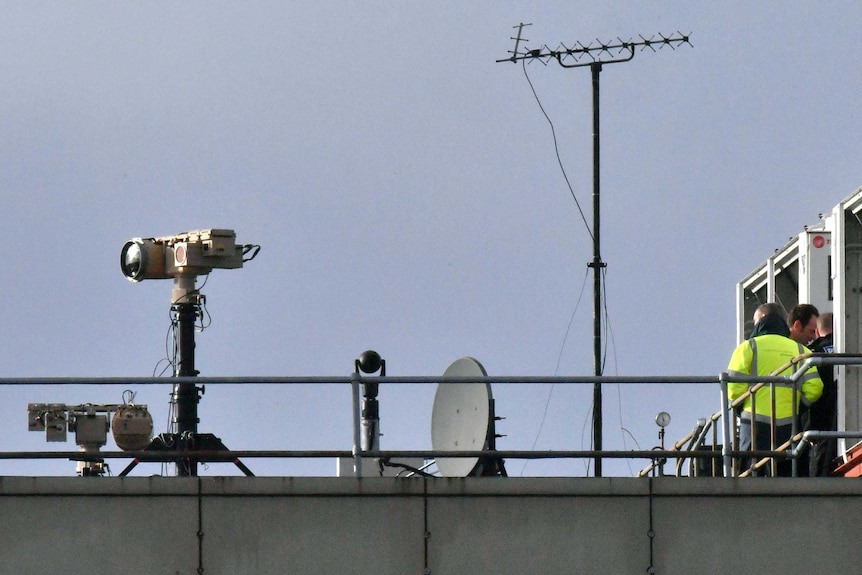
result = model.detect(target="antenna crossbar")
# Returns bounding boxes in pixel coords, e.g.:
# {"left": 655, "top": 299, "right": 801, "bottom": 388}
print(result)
{"left": 497, "top": 28, "right": 692, "bottom": 67}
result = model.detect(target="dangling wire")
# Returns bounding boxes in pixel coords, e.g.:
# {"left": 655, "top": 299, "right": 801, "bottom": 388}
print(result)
{"left": 196, "top": 295, "right": 212, "bottom": 332}
{"left": 521, "top": 58, "right": 593, "bottom": 242}
{"left": 242, "top": 244, "right": 261, "bottom": 262}
{"left": 122, "top": 389, "right": 137, "bottom": 405}
{"left": 160, "top": 309, "right": 181, "bottom": 477}
{"left": 166, "top": 307, "right": 181, "bottom": 439}
{"left": 519, "top": 266, "right": 591, "bottom": 477}
{"left": 521, "top": 57, "right": 599, "bottom": 477}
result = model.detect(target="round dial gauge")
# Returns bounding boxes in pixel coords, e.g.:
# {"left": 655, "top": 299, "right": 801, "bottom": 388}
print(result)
{"left": 655, "top": 411, "right": 671, "bottom": 428}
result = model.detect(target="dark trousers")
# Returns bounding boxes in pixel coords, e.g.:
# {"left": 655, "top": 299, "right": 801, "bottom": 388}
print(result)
{"left": 809, "top": 438, "right": 838, "bottom": 477}
{"left": 738, "top": 419, "right": 793, "bottom": 477}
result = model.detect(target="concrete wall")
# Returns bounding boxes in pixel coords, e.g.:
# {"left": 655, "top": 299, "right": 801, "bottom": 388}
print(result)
{"left": 1, "top": 476, "right": 861, "bottom": 575}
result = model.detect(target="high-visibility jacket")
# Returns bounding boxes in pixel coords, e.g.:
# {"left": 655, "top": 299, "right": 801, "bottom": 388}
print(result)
{"left": 727, "top": 334, "right": 823, "bottom": 425}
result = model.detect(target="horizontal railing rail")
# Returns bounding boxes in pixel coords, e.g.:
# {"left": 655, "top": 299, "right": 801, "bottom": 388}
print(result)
{"left": 5, "top": 357, "right": 862, "bottom": 477}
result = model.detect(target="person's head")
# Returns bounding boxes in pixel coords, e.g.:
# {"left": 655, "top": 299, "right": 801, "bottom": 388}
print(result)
{"left": 750, "top": 303, "right": 790, "bottom": 338}
{"left": 788, "top": 303, "right": 819, "bottom": 345}
{"left": 753, "top": 302, "right": 785, "bottom": 325}
{"left": 817, "top": 311, "right": 834, "bottom": 337}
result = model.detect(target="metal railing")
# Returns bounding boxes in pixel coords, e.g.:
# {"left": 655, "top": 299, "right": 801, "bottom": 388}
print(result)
{"left": 4, "top": 360, "right": 862, "bottom": 477}
{"left": 637, "top": 353, "right": 862, "bottom": 478}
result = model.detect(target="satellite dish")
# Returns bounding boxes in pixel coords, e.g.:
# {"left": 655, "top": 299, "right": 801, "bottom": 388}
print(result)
{"left": 431, "top": 357, "right": 493, "bottom": 477}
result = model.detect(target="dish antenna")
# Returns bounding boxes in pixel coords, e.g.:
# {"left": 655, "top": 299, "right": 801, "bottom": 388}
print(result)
{"left": 431, "top": 357, "right": 506, "bottom": 477}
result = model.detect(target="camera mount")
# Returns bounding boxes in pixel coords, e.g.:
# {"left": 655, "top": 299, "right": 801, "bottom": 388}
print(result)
{"left": 119, "top": 229, "right": 259, "bottom": 477}
{"left": 28, "top": 400, "right": 153, "bottom": 476}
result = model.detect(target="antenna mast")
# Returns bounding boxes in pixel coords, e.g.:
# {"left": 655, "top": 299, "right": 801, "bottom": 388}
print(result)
{"left": 498, "top": 24, "right": 691, "bottom": 477}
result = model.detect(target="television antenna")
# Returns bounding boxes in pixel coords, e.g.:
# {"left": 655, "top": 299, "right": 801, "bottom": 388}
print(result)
{"left": 498, "top": 24, "right": 691, "bottom": 476}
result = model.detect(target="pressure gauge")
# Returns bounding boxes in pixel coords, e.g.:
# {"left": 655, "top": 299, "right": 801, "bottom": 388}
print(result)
{"left": 655, "top": 411, "right": 671, "bottom": 428}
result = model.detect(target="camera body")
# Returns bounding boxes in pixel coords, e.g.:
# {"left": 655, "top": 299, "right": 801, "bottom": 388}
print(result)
{"left": 121, "top": 229, "right": 243, "bottom": 281}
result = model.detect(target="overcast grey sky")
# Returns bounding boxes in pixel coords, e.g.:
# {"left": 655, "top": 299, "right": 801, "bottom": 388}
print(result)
{"left": 2, "top": 2, "right": 861, "bottom": 477}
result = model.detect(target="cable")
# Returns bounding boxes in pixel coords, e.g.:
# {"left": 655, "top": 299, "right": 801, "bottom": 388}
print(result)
{"left": 522, "top": 56, "right": 598, "bottom": 477}
{"left": 521, "top": 54, "right": 624, "bottom": 478}
{"left": 518, "top": 267, "right": 590, "bottom": 476}
{"left": 166, "top": 312, "right": 179, "bottom": 432}
{"left": 601, "top": 272, "right": 633, "bottom": 474}
{"left": 600, "top": 266, "right": 612, "bottom": 373}
{"left": 197, "top": 296, "right": 212, "bottom": 332}
{"left": 581, "top": 399, "right": 593, "bottom": 476}
{"left": 152, "top": 358, "right": 173, "bottom": 378}
{"left": 242, "top": 244, "right": 261, "bottom": 262}
{"left": 600, "top": 267, "right": 639, "bottom": 476}
{"left": 555, "top": 267, "right": 591, "bottom": 376}
{"left": 149, "top": 309, "right": 181, "bottom": 476}
{"left": 521, "top": 58, "right": 593, "bottom": 241}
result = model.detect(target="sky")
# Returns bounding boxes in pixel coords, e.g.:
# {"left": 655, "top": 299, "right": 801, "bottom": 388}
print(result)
{"left": 2, "top": 2, "right": 861, "bottom": 477}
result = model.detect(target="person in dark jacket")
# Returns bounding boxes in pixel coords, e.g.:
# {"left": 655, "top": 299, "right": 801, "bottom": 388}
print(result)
{"left": 807, "top": 312, "right": 837, "bottom": 476}
{"left": 728, "top": 303, "right": 823, "bottom": 476}
{"left": 788, "top": 304, "right": 821, "bottom": 476}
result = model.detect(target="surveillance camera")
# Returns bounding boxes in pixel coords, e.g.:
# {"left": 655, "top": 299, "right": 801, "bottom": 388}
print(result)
{"left": 120, "top": 229, "right": 246, "bottom": 281}
{"left": 120, "top": 238, "right": 171, "bottom": 281}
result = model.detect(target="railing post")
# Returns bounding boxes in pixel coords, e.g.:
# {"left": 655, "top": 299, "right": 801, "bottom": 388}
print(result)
{"left": 719, "top": 372, "right": 733, "bottom": 477}
{"left": 351, "top": 371, "right": 363, "bottom": 477}
{"left": 791, "top": 375, "right": 800, "bottom": 477}
{"left": 769, "top": 381, "right": 777, "bottom": 477}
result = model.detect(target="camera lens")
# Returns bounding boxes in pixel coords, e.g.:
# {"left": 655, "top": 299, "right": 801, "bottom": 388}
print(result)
{"left": 120, "top": 241, "right": 144, "bottom": 280}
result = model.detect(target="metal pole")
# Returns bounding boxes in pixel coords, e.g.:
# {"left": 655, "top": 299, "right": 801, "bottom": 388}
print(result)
{"left": 174, "top": 303, "right": 199, "bottom": 423}
{"left": 720, "top": 373, "right": 733, "bottom": 477}
{"left": 791, "top": 376, "right": 799, "bottom": 477}
{"left": 498, "top": 29, "right": 691, "bottom": 477}
{"left": 173, "top": 298, "right": 201, "bottom": 477}
{"left": 590, "top": 61, "right": 604, "bottom": 477}
{"left": 351, "top": 372, "right": 363, "bottom": 476}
